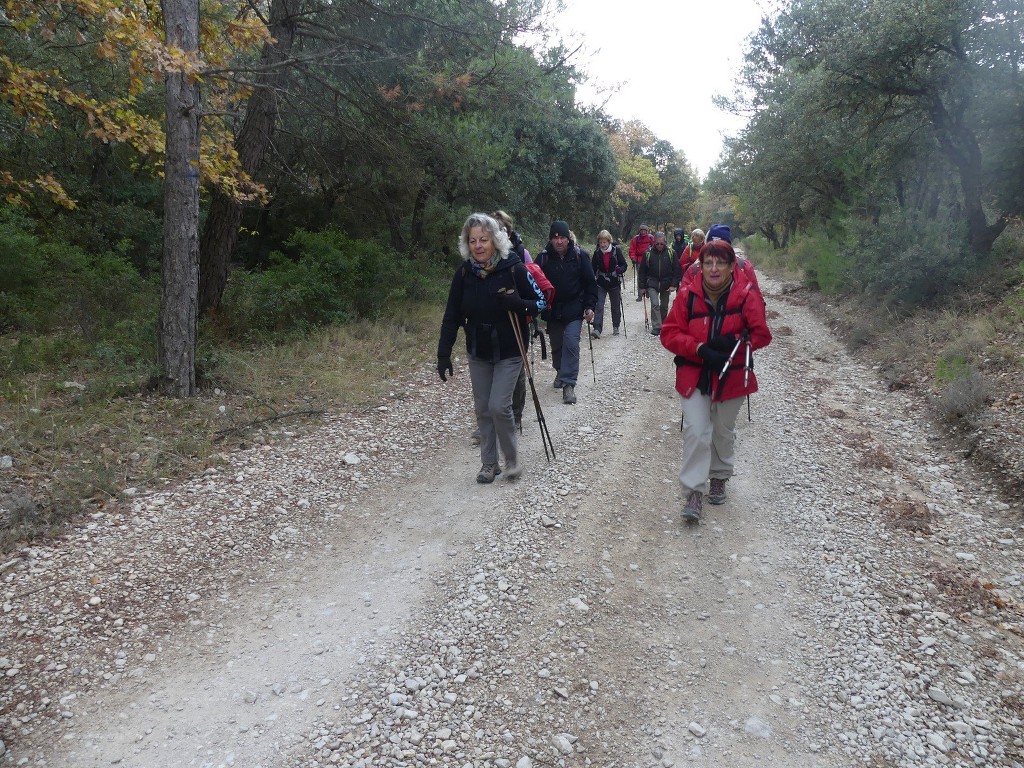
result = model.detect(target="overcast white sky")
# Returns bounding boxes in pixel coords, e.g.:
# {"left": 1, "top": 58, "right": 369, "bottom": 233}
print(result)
{"left": 551, "top": 0, "right": 770, "bottom": 178}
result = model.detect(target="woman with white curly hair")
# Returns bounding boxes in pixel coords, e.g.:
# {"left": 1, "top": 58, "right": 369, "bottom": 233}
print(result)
{"left": 437, "top": 213, "right": 547, "bottom": 483}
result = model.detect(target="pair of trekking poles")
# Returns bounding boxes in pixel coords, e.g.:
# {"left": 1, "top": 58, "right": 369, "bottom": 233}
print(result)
{"left": 677, "top": 332, "right": 754, "bottom": 431}
{"left": 507, "top": 308, "right": 557, "bottom": 462}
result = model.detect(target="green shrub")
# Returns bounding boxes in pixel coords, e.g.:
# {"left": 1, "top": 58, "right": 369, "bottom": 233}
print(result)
{"left": 220, "top": 228, "right": 449, "bottom": 339}
{"left": 842, "top": 212, "right": 971, "bottom": 308}
{"left": 788, "top": 230, "right": 849, "bottom": 293}
{"left": 935, "top": 354, "right": 973, "bottom": 383}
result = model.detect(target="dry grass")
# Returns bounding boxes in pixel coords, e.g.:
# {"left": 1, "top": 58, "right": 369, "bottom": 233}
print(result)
{"left": 880, "top": 496, "right": 934, "bottom": 534}
{"left": 0, "top": 302, "right": 440, "bottom": 552}
{"left": 928, "top": 567, "right": 1017, "bottom": 615}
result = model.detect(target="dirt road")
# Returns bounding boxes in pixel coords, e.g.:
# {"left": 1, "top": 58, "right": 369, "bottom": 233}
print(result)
{"left": 3, "top": 272, "right": 1023, "bottom": 767}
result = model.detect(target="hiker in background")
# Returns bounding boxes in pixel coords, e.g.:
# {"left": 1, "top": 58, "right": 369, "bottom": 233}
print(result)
{"left": 660, "top": 238, "right": 772, "bottom": 522}
{"left": 590, "top": 229, "right": 628, "bottom": 338}
{"left": 638, "top": 231, "right": 681, "bottom": 335}
{"left": 437, "top": 213, "right": 546, "bottom": 483}
{"left": 672, "top": 228, "right": 688, "bottom": 262}
{"left": 535, "top": 220, "right": 597, "bottom": 405}
{"left": 680, "top": 224, "right": 764, "bottom": 300}
{"left": 628, "top": 223, "right": 656, "bottom": 300}
{"left": 492, "top": 210, "right": 528, "bottom": 264}
{"left": 680, "top": 228, "right": 704, "bottom": 271}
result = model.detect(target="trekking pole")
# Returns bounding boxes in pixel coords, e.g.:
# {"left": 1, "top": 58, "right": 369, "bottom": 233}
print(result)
{"left": 586, "top": 319, "right": 597, "bottom": 383}
{"left": 642, "top": 294, "right": 649, "bottom": 331}
{"left": 508, "top": 311, "right": 556, "bottom": 461}
{"left": 619, "top": 289, "right": 628, "bottom": 339}
{"left": 743, "top": 337, "right": 751, "bottom": 388}
{"left": 745, "top": 337, "right": 752, "bottom": 422}
{"left": 719, "top": 335, "right": 744, "bottom": 379}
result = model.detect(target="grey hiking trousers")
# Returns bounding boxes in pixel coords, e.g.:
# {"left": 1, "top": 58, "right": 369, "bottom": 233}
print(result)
{"left": 468, "top": 356, "right": 522, "bottom": 466}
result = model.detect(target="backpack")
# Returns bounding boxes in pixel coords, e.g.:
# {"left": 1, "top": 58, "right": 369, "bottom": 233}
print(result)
{"left": 526, "top": 262, "right": 555, "bottom": 304}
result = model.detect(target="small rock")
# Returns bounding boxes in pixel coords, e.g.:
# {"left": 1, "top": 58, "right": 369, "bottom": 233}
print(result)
{"left": 688, "top": 722, "right": 706, "bottom": 738}
{"left": 744, "top": 716, "right": 772, "bottom": 739}
{"left": 569, "top": 597, "right": 589, "bottom": 612}
{"left": 552, "top": 734, "right": 574, "bottom": 755}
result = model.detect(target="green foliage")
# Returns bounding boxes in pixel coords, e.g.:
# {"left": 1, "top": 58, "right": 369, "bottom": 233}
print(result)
{"left": 0, "top": 206, "right": 157, "bottom": 380}
{"left": 728, "top": 0, "right": 1022, "bottom": 257}
{"left": 842, "top": 212, "right": 972, "bottom": 308}
{"left": 787, "top": 231, "right": 849, "bottom": 294}
{"left": 935, "top": 354, "right": 973, "bottom": 384}
{"left": 220, "top": 229, "right": 449, "bottom": 339}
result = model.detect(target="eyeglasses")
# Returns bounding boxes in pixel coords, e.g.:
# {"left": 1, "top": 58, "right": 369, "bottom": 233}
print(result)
{"left": 701, "top": 258, "right": 734, "bottom": 269}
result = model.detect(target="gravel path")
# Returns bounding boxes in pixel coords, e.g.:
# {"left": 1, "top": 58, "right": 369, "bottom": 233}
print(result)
{"left": 2, "top": 271, "right": 1023, "bottom": 767}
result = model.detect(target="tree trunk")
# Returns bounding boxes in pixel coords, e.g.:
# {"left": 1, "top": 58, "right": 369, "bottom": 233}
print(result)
{"left": 409, "top": 183, "right": 429, "bottom": 254}
{"left": 929, "top": 99, "right": 1008, "bottom": 255}
{"left": 383, "top": 195, "right": 406, "bottom": 252}
{"left": 158, "top": 0, "right": 201, "bottom": 396}
{"left": 199, "top": 0, "right": 300, "bottom": 314}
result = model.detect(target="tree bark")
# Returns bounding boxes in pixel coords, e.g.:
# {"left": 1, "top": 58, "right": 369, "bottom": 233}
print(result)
{"left": 929, "top": 98, "right": 1008, "bottom": 254}
{"left": 199, "top": 0, "right": 300, "bottom": 314}
{"left": 158, "top": 0, "right": 201, "bottom": 396}
{"left": 410, "top": 182, "right": 429, "bottom": 253}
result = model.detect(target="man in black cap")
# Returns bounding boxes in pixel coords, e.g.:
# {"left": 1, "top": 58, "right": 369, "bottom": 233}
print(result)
{"left": 534, "top": 221, "right": 598, "bottom": 405}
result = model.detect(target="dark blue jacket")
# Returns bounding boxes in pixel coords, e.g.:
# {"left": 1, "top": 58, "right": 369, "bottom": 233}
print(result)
{"left": 535, "top": 242, "right": 598, "bottom": 322}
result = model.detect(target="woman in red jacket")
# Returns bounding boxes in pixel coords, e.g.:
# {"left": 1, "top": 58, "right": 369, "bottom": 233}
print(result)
{"left": 659, "top": 239, "right": 772, "bottom": 522}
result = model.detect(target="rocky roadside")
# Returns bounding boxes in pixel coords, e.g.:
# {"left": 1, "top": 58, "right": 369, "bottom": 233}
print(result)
{"left": 0, "top": 272, "right": 1022, "bottom": 768}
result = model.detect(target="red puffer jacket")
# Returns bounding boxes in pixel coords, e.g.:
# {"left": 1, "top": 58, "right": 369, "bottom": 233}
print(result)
{"left": 660, "top": 266, "right": 772, "bottom": 401}
{"left": 629, "top": 232, "right": 656, "bottom": 264}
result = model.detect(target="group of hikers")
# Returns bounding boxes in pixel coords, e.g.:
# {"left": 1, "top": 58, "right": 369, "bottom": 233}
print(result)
{"left": 436, "top": 211, "right": 772, "bottom": 523}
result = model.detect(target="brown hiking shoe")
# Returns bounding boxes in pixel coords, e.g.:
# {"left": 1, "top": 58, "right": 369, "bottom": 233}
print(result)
{"left": 681, "top": 490, "right": 703, "bottom": 522}
{"left": 476, "top": 463, "right": 502, "bottom": 484}
{"left": 708, "top": 478, "right": 727, "bottom": 505}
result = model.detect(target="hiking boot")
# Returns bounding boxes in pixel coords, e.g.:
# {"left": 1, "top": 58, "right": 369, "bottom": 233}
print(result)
{"left": 590, "top": 329, "right": 601, "bottom": 339}
{"left": 651, "top": 327, "right": 661, "bottom": 336}
{"left": 708, "top": 478, "right": 727, "bottom": 505}
{"left": 513, "top": 412, "right": 523, "bottom": 433}
{"left": 553, "top": 374, "right": 563, "bottom": 389}
{"left": 504, "top": 455, "right": 523, "bottom": 480}
{"left": 562, "top": 384, "right": 576, "bottom": 404}
{"left": 635, "top": 295, "right": 643, "bottom": 302}
{"left": 613, "top": 327, "right": 620, "bottom": 335}
{"left": 476, "top": 463, "right": 502, "bottom": 484}
{"left": 681, "top": 490, "right": 703, "bottom": 522}
{"left": 470, "top": 429, "right": 481, "bottom": 447}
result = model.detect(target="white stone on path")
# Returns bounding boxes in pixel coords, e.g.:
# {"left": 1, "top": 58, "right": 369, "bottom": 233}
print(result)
{"left": 743, "top": 716, "right": 772, "bottom": 738}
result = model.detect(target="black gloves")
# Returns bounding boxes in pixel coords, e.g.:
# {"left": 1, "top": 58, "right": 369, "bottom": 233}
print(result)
{"left": 497, "top": 291, "right": 532, "bottom": 313}
{"left": 697, "top": 344, "right": 730, "bottom": 370}
{"left": 707, "top": 334, "right": 738, "bottom": 352}
{"left": 437, "top": 356, "right": 453, "bottom": 382}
